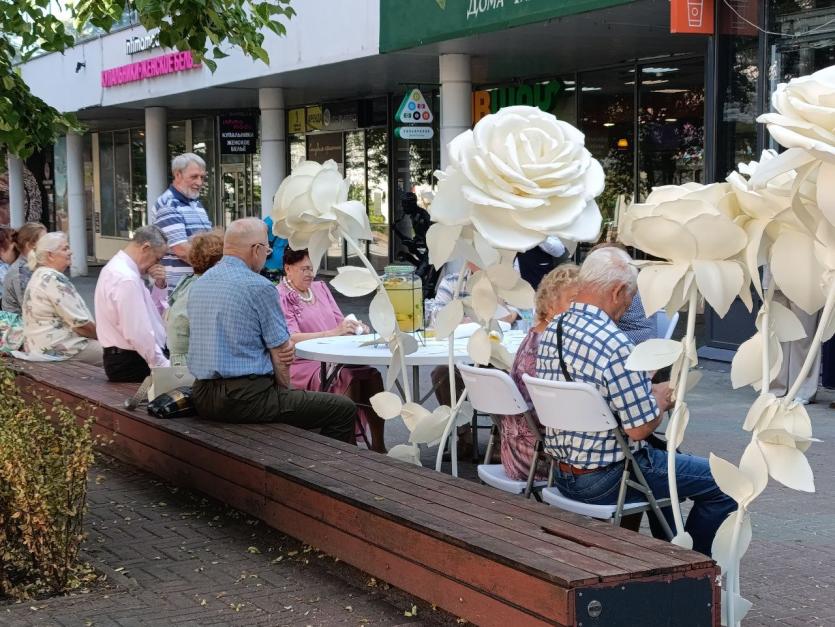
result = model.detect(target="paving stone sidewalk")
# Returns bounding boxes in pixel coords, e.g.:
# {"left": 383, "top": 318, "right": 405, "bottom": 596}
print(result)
{"left": 1, "top": 455, "right": 450, "bottom": 627}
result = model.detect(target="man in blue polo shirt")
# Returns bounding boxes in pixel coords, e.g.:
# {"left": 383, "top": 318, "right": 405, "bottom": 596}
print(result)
{"left": 187, "top": 217, "right": 356, "bottom": 443}
{"left": 153, "top": 153, "right": 213, "bottom": 295}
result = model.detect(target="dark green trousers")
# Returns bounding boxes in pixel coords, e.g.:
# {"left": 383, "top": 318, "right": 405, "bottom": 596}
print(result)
{"left": 193, "top": 375, "right": 356, "bottom": 443}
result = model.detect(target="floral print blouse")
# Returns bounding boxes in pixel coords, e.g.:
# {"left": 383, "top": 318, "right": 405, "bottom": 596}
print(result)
{"left": 22, "top": 267, "right": 93, "bottom": 359}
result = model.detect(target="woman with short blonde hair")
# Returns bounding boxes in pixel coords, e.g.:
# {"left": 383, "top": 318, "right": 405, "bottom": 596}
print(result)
{"left": 21, "top": 232, "right": 101, "bottom": 364}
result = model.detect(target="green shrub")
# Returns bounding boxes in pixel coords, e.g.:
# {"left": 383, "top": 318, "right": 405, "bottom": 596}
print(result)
{"left": 0, "top": 365, "right": 95, "bottom": 600}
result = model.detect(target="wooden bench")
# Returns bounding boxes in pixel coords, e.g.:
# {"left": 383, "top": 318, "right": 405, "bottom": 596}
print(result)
{"left": 9, "top": 358, "right": 720, "bottom": 626}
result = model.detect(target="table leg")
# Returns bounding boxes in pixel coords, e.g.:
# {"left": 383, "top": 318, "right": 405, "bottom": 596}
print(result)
{"left": 412, "top": 365, "right": 420, "bottom": 403}
{"left": 319, "top": 362, "right": 327, "bottom": 392}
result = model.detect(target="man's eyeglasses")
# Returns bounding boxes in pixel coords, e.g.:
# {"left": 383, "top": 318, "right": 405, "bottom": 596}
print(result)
{"left": 252, "top": 242, "right": 273, "bottom": 255}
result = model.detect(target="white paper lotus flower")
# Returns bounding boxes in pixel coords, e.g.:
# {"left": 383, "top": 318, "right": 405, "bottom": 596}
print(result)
{"left": 429, "top": 105, "right": 603, "bottom": 255}
{"left": 620, "top": 183, "right": 749, "bottom": 317}
{"left": 757, "top": 65, "right": 835, "bottom": 163}
{"left": 271, "top": 160, "right": 373, "bottom": 270}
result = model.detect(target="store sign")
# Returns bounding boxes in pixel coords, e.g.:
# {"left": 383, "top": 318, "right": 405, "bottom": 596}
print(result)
{"left": 219, "top": 115, "right": 257, "bottom": 154}
{"left": 670, "top": 0, "right": 714, "bottom": 34}
{"left": 288, "top": 108, "right": 306, "bottom": 134}
{"left": 380, "top": 0, "right": 633, "bottom": 52}
{"left": 322, "top": 101, "right": 359, "bottom": 131}
{"left": 395, "top": 126, "right": 434, "bottom": 140}
{"left": 306, "top": 106, "right": 323, "bottom": 131}
{"left": 306, "top": 133, "right": 343, "bottom": 167}
{"left": 125, "top": 30, "right": 160, "bottom": 55}
{"left": 395, "top": 89, "right": 434, "bottom": 124}
{"left": 472, "top": 79, "right": 564, "bottom": 124}
{"left": 101, "top": 50, "right": 200, "bottom": 88}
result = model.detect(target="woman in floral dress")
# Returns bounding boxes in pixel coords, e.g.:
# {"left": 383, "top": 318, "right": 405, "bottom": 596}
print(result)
{"left": 21, "top": 232, "right": 101, "bottom": 364}
{"left": 501, "top": 264, "right": 579, "bottom": 481}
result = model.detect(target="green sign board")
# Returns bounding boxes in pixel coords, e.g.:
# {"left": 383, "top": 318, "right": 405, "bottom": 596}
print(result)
{"left": 380, "top": 0, "right": 634, "bottom": 52}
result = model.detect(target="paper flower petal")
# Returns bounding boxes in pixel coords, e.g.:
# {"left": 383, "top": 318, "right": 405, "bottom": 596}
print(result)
{"left": 692, "top": 260, "right": 744, "bottom": 319}
{"left": 330, "top": 266, "right": 379, "bottom": 297}
{"left": 625, "top": 338, "right": 683, "bottom": 371}
{"left": 710, "top": 453, "right": 754, "bottom": 504}
{"left": 497, "top": 280, "right": 536, "bottom": 309}
{"left": 468, "top": 328, "right": 492, "bottom": 365}
{"left": 485, "top": 262, "right": 521, "bottom": 290}
{"left": 435, "top": 299, "right": 464, "bottom": 340}
{"left": 770, "top": 229, "right": 826, "bottom": 315}
{"left": 758, "top": 440, "right": 815, "bottom": 492}
{"left": 370, "top": 391, "right": 403, "bottom": 420}
{"left": 369, "top": 289, "right": 396, "bottom": 340}
{"left": 630, "top": 213, "right": 698, "bottom": 262}
{"left": 636, "top": 263, "right": 690, "bottom": 317}
{"left": 387, "top": 444, "right": 422, "bottom": 467}
{"left": 426, "top": 223, "right": 463, "bottom": 269}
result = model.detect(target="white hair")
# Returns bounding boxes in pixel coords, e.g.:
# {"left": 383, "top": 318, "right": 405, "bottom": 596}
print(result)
{"left": 577, "top": 247, "right": 637, "bottom": 293}
{"left": 171, "top": 152, "right": 206, "bottom": 176}
{"left": 27, "top": 231, "right": 67, "bottom": 270}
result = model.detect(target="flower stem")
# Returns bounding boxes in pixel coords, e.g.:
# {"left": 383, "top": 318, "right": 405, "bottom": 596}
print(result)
{"left": 725, "top": 504, "right": 747, "bottom": 627}
{"left": 760, "top": 290, "right": 774, "bottom": 395}
{"left": 785, "top": 283, "right": 835, "bottom": 403}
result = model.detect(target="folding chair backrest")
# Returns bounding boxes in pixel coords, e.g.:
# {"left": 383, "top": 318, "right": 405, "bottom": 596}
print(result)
{"left": 656, "top": 310, "right": 680, "bottom": 340}
{"left": 459, "top": 364, "right": 529, "bottom": 416}
{"left": 522, "top": 374, "right": 618, "bottom": 433}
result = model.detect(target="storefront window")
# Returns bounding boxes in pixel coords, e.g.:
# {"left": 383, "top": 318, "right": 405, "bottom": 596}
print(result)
{"left": 289, "top": 135, "right": 306, "bottom": 171}
{"left": 638, "top": 58, "right": 705, "bottom": 199}
{"left": 167, "top": 123, "right": 186, "bottom": 173}
{"left": 130, "top": 129, "right": 146, "bottom": 230}
{"left": 367, "top": 128, "right": 389, "bottom": 272}
{"left": 345, "top": 130, "right": 367, "bottom": 267}
{"left": 53, "top": 135, "right": 68, "bottom": 233}
{"left": 98, "top": 128, "right": 146, "bottom": 238}
{"left": 580, "top": 67, "right": 635, "bottom": 226}
{"left": 192, "top": 117, "right": 217, "bottom": 225}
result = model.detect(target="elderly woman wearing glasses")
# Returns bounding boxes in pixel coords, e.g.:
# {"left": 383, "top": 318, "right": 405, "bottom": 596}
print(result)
{"left": 277, "top": 248, "right": 387, "bottom": 453}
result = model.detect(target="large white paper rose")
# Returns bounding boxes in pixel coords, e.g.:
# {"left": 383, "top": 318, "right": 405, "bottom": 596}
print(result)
{"left": 620, "top": 182, "right": 748, "bottom": 318}
{"left": 429, "top": 105, "right": 603, "bottom": 255}
{"left": 271, "top": 160, "right": 372, "bottom": 270}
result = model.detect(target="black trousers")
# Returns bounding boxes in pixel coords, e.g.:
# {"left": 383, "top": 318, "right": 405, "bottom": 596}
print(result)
{"left": 103, "top": 349, "right": 151, "bottom": 383}
{"left": 192, "top": 375, "right": 356, "bottom": 444}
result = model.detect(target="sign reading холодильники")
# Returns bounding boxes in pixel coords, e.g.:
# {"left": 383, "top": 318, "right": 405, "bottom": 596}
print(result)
{"left": 380, "top": 0, "right": 633, "bottom": 52}
{"left": 101, "top": 51, "right": 200, "bottom": 88}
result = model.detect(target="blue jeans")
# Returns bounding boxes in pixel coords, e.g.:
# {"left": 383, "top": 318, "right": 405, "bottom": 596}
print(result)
{"left": 553, "top": 445, "right": 736, "bottom": 555}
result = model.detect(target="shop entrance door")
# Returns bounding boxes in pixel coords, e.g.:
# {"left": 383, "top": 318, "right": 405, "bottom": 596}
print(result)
{"left": 220, "top": 163, "right": 246, "bottom": 227}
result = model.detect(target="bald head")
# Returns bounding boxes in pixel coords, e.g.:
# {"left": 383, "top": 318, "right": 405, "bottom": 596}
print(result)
{"left": 224, "top": 218, "right": 270, "bottom": 272}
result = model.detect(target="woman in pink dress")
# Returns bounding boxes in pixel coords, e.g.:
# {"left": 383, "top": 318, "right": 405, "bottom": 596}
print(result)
{"left": 277, "top": 248, "right": 387, "bottom": 453}
{"left": 501, "top": 264, "right": 579, "bottom": 481}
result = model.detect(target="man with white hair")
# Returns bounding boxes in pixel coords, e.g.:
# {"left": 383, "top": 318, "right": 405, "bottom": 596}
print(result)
{"left": 186, "top": 218, "right": 356, "bottom": 443}
{"left": 153, "top": 153, "right": 213, "bottom": 294}
{"left": 536, "top": 247, "right": 735, "bottom": 555}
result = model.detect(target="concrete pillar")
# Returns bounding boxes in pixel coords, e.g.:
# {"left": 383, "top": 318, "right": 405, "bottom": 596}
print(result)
{"left": 7, "top": 154, "right": 25, "bottom": 228}
{"left": 145, "top": 106, "right": 167, "bottom": 224}
{"left": 66, "top": 132, "right": 88, "bottom": 276}
{"left": 259, "top": 87, "right": 286, "bottom": 218}
{"left": 439, "top": 54, "right": 472, "bottom": 169}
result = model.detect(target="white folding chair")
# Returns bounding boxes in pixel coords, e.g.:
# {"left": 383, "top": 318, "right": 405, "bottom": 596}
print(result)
{"left": 522, "top": 374, "right": 673, "bottom": 538}
{"left": 655, "top": 310, "right": 680, "bottom": 340}
{"left": 458, "top": 364, "right": 547, "bottom": 499}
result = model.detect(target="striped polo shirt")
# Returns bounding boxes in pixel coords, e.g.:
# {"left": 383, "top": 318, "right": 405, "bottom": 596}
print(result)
{"left": 153, "top": 186, "right": 212, "bottom": 295}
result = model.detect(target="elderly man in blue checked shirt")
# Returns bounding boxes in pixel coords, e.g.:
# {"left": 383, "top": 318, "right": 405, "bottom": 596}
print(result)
{"left": 186, "top": 218, "right": 356, "bottom": 443}
{"left": 536, "top": 247, "right": 735, "bottom": 555}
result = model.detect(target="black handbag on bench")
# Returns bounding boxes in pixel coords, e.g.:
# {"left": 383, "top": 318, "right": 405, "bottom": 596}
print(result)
{"left": 147, "top": 386, "right": 196, "bottom": 419}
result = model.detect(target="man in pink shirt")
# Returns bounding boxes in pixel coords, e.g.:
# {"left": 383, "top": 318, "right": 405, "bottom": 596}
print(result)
{"left": 95, "top": 226, "right": 170, "bottom": 382}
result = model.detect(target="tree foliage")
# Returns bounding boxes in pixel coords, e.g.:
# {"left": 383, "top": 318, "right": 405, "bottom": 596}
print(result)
{"left": 1, "top": 0, "right": 295, "bottom": 159}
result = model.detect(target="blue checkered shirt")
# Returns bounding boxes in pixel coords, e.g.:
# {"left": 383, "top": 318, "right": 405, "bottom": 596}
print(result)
{"left": 536, "top": 303, "right": 658, "bottom": 469}
{"left": 154, "top": 186, "right": 212, "bottom": 294}
{"left": 618, "top": 292, "right": 659, "bottom": 345}
{"left": 186, "top": 256, "right": 290, "bottom": 380}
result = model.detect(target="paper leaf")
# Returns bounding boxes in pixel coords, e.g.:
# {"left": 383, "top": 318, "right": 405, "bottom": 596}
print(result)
{"left": 743, "top": 393, "right": 778, "bottom": 431}
{"left": 769, "top": 300, "right": 807, "bottom": 342}
{"left": 490, "top": 341, "right": 514, "bottom": 371}
{"left": 386, "top": 342, "right": 402, "bottom": 391}
{"left": 330, "top": 266, "right": 379, "bottom": 297}
{"left": 435, "top": 299, "right": 464, "bottom": 340}
{"left": 758, "top": 440, "right": 815, "bottom": 492}
{"left": 470, "top": 273, "right": 499, "bottom": 323}
{"left": 692, "top": 259, "right": 744, "bottom": 319}
{"left": 473, "top": 230, "right": 501, "bottom": 267}
{"left": 731, "top": 333, "right": 764, "bottom": 390}
{"left": 683, "top": 369, "right": 703, "bottom": 394}
{"left": 497, "top": 279, "right": 535, "bottom": 309}
{"left": 636, "top": 263, "right": 689, "bottom": 317}
{"left": 671, "top": 532, "right": 693, "bottom": 550}
{"left": 387, "top": 444, "right": 422, "bottom": 467}
{"left": 669, "top": 404, "right": 690, "bottom": 449}
{"left": 369, "top": 289, "right": 396, "bottom": 340}
{"left": 426, "top": 223, "right": 463, "bottom": 269}
{"left": 468, "top": 328, "right": 492, "bottom": 365}
{"left": 770, "top": 229, "right": 826, "bottom": 315}
{"left": 370, "top": 391, "right": 403, "bottom": 420}
{"left": 739, "top": 440, "right": 769, "bottom": 503}
{"left": 400, "top": 402, "right": 432, "bottom": 432}
{"left": 398, "top": 332, "right": 419, "bottom": 356}
{"left": 711, "top": 510, "right": 752, "bottom": 575}
{"left": 709, "top": 453, "right": 753, "bottom": 504}
{"left": 409, "top": 406, "right": 452, "bottom": 444}
{"left": 485, "top": 262, "right": 521, "bottom": 290}
{"left": 625, "top": 339, "right": 683, "bottom": 371}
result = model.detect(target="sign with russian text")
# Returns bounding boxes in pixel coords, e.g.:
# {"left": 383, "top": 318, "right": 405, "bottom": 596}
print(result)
{"left": 380, "top": 0, "right": 633, "bottom": 52}
{"left": 670, "top": 0, "right": 714, "bottom": 34}
{"left": 395, "top": 126, "right": 434, "bottom": 140}
{"left": 395, "top": 89, "right": 434, "bottom": 124}
{"left": 472, "top": 79, "right": 564, "bottom": 124}
{"left": 101, "top": 50, "right": 200, "bottom": 88}
{"left": 219, "top": 115, "right": 257, "bottom": 154}
{"left": 288, "top": 108, "right": 306, "bottom": 134}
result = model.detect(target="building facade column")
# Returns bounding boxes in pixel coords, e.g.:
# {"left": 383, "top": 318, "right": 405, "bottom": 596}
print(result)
{"left": 145, "top": 106, "right": 167, "bottom": 223}
{"left": 66, "top": 132, "right": 88, "bottom": 276}
{"left": 259, "top": 87, "right": 286, "bottom": 218}
{"left": 439, "top": 54, "right": 472, "bottom": 169}
{"left": 7, "top": 154, "right": 25, "bottom": 228}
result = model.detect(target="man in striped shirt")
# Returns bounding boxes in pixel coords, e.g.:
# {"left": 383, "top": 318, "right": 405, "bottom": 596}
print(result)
{"left": 153, "top": 153, "right": 213, "bottom": 295}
